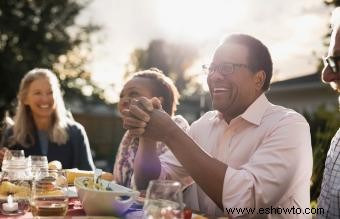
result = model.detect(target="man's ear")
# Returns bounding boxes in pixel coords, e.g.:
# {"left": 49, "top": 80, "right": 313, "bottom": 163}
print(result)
{"left": 254, "top": 70, "right": 266, "bottom": 91}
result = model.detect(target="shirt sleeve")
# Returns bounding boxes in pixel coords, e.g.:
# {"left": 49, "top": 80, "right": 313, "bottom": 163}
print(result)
{"left": 158, "top": 115, "right": 193, "bottom": 188}
{"left": 222, "top": 114, "right": 312, "bottom": 216}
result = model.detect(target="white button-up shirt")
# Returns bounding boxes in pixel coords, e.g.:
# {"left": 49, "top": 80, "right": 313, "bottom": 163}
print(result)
{"left": 159, "top": 94, "right": 313, "bottom": 218}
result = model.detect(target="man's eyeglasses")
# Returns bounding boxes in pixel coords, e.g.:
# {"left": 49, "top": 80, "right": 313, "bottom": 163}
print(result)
{"left": 323, "top": 56, "right": 340, "bottom": 73}
{"left": 202, "top": 63, "right": 250, "bottom": 76}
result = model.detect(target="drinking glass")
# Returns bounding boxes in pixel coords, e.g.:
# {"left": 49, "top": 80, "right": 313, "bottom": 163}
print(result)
{"left": 30, "top": 169, "right": 68, "bottom": 216}
{"left": 5, "top": 150, "right": 25, "bottom": 159}
{"left": 2, "top": 150, "right": 25, "bottom": 171}
{"left": 29, "top": 155, "right": 48, "bottom": 175}
{"left": 143, "top": 180, "right": 184, "bottom": 219}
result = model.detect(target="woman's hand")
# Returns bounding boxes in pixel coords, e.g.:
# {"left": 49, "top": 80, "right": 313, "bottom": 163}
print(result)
{"left": 123, "top": 97, "right": 175, "bottom": 142}
{"left": 122, "top": 97, "right": 160, "bottom": 137}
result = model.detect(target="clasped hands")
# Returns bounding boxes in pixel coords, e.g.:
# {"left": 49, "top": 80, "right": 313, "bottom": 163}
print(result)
{"left": 122, "top": 97, "right": 172, "bottom": 141}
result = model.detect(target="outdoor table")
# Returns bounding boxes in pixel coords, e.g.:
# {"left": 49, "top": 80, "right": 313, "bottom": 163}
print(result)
{"left": 0, "top": 190, "right": 212, "bottom": 219}
{"left": 0, "top": 197, "right": 143, "bottom": 219}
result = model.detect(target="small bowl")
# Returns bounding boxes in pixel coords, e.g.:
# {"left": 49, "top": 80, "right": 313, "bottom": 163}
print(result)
{"left": 74, "top": 177, "right": 139, "bottom": 216}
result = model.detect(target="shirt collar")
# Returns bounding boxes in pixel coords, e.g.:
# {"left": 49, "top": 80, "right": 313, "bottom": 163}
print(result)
{"left": 240, "top": 93, "right": 270, "bottom": 126}
{"left": 210, "top": 93, "right": 270, "bottom": 126}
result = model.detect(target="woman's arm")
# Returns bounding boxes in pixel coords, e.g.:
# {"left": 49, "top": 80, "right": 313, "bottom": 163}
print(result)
{"left": 133, "top": 137, "right": 161, "bottom": 190}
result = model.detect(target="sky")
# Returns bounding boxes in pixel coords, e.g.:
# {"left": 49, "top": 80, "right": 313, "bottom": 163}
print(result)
{"left": 78, "top": 0, "right": 332, "bottom": 102}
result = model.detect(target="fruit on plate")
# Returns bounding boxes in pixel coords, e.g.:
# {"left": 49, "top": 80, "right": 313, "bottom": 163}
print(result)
{"left": 65, "top": 169, "right": 114, "bottom": 185}
{"left": 0, "top": 181, "right": 30, "bottom": 198}
{"left": 48, "top": 160, "right": 62, "bottom": 170}
{"left": 66, "top": 169, "right": 93, "bottom": 185}
{"left": 0, "top": 181, "right": 17, "bottom": 194}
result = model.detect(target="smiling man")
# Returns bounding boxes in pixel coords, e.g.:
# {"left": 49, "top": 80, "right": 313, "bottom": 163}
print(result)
{"left": 317, "top": 7, "right": 340, "bottom": 219}
{"left": 124, "top": 34, "right": 313, "bottom": 218}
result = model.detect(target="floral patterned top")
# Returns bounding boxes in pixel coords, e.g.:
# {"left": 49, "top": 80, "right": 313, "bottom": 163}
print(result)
{"left": 113, "top": 115, "right": 189, "bottom": 188}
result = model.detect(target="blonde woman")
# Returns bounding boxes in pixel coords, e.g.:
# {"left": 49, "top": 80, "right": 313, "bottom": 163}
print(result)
{"left": 0, "top": 68, "right": 95, "bottom": 170}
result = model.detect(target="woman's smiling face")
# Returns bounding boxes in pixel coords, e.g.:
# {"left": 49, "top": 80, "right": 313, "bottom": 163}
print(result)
{"left": 118, "top": 77, "right": 154, "bottom": 114}
{"left": 24, "top": 76, "right": 56, "bottom": 119}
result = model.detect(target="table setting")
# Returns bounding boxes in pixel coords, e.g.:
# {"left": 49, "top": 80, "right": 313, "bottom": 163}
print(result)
{"left": 0, "top": 177, "right": 206, "bottom": 218}
{"left": 0, "top": 150, "right": 209, "bottom": 218}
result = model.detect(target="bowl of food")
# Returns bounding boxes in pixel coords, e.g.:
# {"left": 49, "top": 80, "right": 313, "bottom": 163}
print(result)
{"left": 65, "top": 169, "right": 114, "bottom": 185}
{"left": 74, "top": 176, "right": 139, "bottom": 216}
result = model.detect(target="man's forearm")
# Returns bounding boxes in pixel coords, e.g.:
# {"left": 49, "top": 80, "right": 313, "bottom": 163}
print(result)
{"left": 163, "top": 122, "right": 227, "bottom": 209}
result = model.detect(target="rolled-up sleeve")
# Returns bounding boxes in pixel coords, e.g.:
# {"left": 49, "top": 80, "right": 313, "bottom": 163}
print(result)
{"left": 159, "top": 150, "right": 193, "bottom": 188}
{"left": 158, "top": 115, "right": 193, "bottom": 187}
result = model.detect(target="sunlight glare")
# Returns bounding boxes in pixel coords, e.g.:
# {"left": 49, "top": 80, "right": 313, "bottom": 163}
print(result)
{"left": 155, "top": 0, "right": 249, "bottom": 42}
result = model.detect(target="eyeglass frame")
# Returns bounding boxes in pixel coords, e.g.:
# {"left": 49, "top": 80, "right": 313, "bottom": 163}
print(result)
{"left": 202, "top": 62, "right": 250, "bottom": 76}
{"left": 323, "top": 56, "right": 340, "bottom": 73}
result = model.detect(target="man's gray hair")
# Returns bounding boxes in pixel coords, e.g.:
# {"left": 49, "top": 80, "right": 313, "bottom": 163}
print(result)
{"left": 331, "top": 7, "right": 340, "bottom": 28}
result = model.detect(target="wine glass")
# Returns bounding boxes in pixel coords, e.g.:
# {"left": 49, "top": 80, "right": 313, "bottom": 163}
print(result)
{"left": 2, "top": 150, "right": 25, "bottom": 171}
{"left": 143, "top": 180, "right": 184, "bottom": 219}
{"left": 5, "top": 150, "right": 25, "bottom": 159}
{"left": 29, "top": 155, "right": 48, "bottom": 175}
{"left": 30, "top": 169, "right": 68, "bottom": 217}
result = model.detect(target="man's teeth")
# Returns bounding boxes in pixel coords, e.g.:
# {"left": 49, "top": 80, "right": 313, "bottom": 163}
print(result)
{"left": 214, "top": 88, "right": 228, "bottom": 92}
{"left": 40, "top": 105, "right": 49, "bottom": 108}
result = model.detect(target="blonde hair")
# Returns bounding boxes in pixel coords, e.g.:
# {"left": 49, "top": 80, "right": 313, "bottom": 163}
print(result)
{"left": 12, "top": 68, "right": 69, "bottom": 147}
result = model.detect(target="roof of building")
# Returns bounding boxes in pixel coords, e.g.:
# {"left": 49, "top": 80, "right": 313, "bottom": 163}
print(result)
{"left": 271, "top": 72, "right": 320, "bottom": 86}
{"left": 269, "top": 72, "right": 328, "bottom": 91}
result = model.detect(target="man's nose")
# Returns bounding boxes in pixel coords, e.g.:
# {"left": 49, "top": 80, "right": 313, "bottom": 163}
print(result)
{"left": 209, "top": 70, "right": 225, "bottom": 81}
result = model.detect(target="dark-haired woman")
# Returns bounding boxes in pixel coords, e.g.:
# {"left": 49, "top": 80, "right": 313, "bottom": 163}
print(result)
{"left": 113, "top": 68, "right": 190, "bottom": 188}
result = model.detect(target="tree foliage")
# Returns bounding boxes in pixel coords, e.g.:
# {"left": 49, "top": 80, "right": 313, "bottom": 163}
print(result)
{"left": 0, "top": 0, "right": 106, "bottom": 122}
{"left": 324, "top": 0, "right": 340, "bottom": 6}
{"left": 305, "top": 106, "right": 340, "bottom": 201}
{"left": 124, "top": 39, "right": 200, "bottom": 96}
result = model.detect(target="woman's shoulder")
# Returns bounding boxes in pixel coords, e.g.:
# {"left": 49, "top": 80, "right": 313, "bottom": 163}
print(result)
{"left": 2, "top": 125, "right": 14, "bottom": 134}
{"left": 65, "top": 118, "right": 85, "bottom": 133}
{"left": 1, "top": 126, "right": 16, "bottom": 148}
{"left": 1, "top": 126, "right": 14, "bottom": 140}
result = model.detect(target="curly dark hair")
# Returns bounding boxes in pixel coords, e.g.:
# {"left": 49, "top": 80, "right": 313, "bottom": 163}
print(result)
{"left": 132, "top": 68, "right": 179, "bottom": 115}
